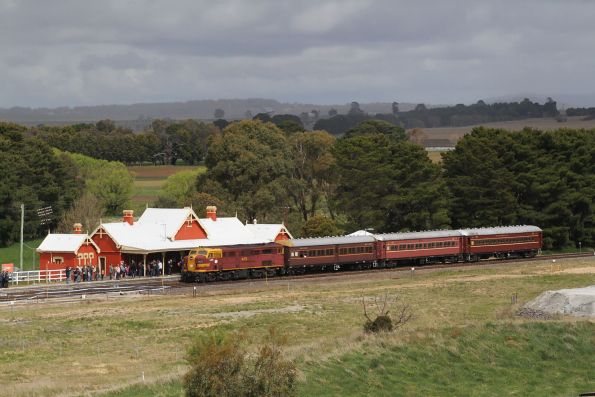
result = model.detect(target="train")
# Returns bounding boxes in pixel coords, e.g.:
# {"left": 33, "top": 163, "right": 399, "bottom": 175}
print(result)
{"left": 181, "top": 225, "right": 542, "bottom": 282}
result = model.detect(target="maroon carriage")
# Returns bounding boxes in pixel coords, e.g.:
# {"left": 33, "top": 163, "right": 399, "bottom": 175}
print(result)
{"left": 284, "top": 235, "right": 378, "bottom": 273}
{"left": 375, "top": 230, "right": 465, "bottom": 265}
{"left": 461, "top": 225, "right": 542, "bottom": 260}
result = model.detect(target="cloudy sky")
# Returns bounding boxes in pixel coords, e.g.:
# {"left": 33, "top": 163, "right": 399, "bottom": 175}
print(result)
{"left": 1, "top": 0, "right": 594, "bottom": 108}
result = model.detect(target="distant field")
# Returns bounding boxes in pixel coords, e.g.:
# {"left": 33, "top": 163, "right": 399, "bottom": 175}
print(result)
{"left": 416, "top": 116, "right": 595, "bottom": 145}
{"left": 128, "top": 165, "right": 206, "bottom": 208}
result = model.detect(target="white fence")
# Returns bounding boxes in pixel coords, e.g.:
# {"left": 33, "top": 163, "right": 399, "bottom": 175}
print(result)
{"left": 9, "top": 269, "right": 66, "bottom": 285}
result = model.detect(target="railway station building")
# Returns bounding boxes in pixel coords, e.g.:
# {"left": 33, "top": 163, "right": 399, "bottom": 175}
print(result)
{"left": 37, "top": 206, "right": 292, "bottom": 276}
{"left": 37, "top": 223, "right": 101, "bottom": 270}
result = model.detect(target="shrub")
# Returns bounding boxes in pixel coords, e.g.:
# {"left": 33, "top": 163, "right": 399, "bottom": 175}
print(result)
{"left": 183, "top": 329, "right": 296, "bottom": 397}
{"left": 362, "top": 293, "right": 413, "bottom": 334}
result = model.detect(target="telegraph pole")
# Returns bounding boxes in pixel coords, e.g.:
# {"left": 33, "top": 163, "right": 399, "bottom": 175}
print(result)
{"left": 20, "top": 203, "right": 24, "bottom": 271}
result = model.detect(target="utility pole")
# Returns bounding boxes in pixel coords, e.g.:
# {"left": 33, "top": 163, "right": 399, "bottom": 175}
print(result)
{"left": 20, "top": 203, "right": 24, "bottom": 271}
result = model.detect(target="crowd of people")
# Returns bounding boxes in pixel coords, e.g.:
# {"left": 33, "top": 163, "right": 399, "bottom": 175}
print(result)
{"left": 64, "top": 258, "right": 179, "bottom": 283}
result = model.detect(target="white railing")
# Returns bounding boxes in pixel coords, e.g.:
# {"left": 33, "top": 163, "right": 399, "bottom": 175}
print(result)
{"left": 9, "top": 269, "right": 66, "bottom": 285}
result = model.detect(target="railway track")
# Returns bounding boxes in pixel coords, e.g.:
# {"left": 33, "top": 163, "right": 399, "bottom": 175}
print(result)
{"left": 1, "top": 252, "right": 592, "bottom": 304}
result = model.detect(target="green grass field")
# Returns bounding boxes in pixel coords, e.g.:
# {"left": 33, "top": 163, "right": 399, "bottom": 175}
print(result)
{"left": 0, "top": 257, "right": 593, "bottom": 396}
{"left": 0, "top": 238, "right": 43, "bottom": 271}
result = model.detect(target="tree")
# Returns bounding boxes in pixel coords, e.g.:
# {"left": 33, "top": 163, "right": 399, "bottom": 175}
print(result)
{"left": 328, "top": 108, "right": 338, "bottom": 117}
{"left": 156, "top": 168, "right": 205, "bottom": 207}
{"left": 302, "top": 215, "right": 341, "bottom": 237}
{"left": 286, "top": 131, "right": 336, "bottom": 221}
{"left": 270, "top": 114, "right": 304, "bottom": 135}
{"left": 345, "top": 119, "right": 406, "bottom": 141}
{"left": 443, "top": 127, "right": 595, "bottom": 249}
{"left": 190, "top": 192, "right": 226, "bottom": 216}
{"left": 392, "top": 101, "right": 399, "bottom": 114}
{"left": 214, "top": 108, "right": 225, "bottom": 119}
{"left": 66, "top": 152, "right": 133, "bottom": 215}
{"left": 201, "top": 120, "right": 291, "bottom": 221}
{"left": 348, "top": 101, "right": 365, "bottom": 116}
{"left": 333, "top": 133, "right": 450, "bottom": 232}
{"left": 96, "top": 119, "right": 116, "bottom": 133}
{"left": 252, "top": 113, "right": 271, "bottom": 123}
{"left": 57, "top": 193, "right": 103, "bottom": 234}
{"left": 213, "top": 119, "right": 229, "bottom": 130}
{"left": 0, "top": 126, "right": 82, "bottom": 245}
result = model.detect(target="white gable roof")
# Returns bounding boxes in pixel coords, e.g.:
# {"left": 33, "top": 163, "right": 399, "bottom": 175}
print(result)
{"left": 37, "top": 234, "right": 100, "bottom": 254}
{"left": 199, "top": 217, "right": 262, "bottom": 245}
{"left": 136, "top": 207, "right": 202, "bottom": 240}
{"left": 91, "top": 208, "right": 289, "bottom": 253}
{"left": 245, "top": 223, "right": 293, "bottom": 240}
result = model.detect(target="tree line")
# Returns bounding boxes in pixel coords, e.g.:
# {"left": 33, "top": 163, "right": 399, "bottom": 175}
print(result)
{"left": 21, "top": 99, "right": 562, "bottom": 167}
{"left": 2, "top": 113, "right": 592, "bottom": 250}
{"left": 314, "top": 98, "right": 560, "bottom": 135}
{"left": 154, "top": 119, "right": 592, "bottom": 249}
{"left": 31, "top": 118, "right": 217, "bottom": 166}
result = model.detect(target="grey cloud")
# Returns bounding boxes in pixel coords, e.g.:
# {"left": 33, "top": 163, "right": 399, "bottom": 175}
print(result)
{"left": 1, "top": 0, "right": 595, "bottom": 107}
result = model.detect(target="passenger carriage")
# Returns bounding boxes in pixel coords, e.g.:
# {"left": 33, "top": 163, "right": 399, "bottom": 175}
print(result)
{"left": 375, "top": 230, "right": 465, "bottom": 265}
{"left": 461, "top": 225, "right": 542, "bottom": 261}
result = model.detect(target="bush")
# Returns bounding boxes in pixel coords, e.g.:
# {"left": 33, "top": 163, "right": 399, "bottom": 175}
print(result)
{"left": 364, "top": 315, "right": 393, "bottom": 333}
{"left": 183, "top": 330, "right": 296, "bottom": 397}
{"left": 362, "top": 293, "right": 413, "bottom": 334}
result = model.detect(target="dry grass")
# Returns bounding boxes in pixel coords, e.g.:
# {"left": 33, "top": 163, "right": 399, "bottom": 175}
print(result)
{"left": 413, "top": 116, "right": 595, "bottom": 144}
{"left": 0, "top": 257, "right": 593, "bottom": 396}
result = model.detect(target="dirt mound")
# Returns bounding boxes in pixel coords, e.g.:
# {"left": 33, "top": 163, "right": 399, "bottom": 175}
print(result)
{"left": 523, "top": 286, "right": 595, "bottom": 317}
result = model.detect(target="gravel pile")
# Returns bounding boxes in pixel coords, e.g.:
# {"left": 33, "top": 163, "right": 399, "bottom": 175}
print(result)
{"left": 522, "top": 285, "right": 595, "bottom": 318}
{"left": 516, "top": 307, "right": 554, "bottom": 320}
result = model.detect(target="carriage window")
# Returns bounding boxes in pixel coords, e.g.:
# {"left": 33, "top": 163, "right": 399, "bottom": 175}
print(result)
{"left": 415, "top": 243, "right": 422, "bottom": 249}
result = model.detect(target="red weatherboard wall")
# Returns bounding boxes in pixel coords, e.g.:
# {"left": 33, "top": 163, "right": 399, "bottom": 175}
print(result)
{"left": 40, "top": 243, "right": 98, "bottom": 271}
{"left": 175, "top": 219, "right": 207, "bottom": 240}
{"left": 91, "top": 228, "right": 122, "bottom": 267}
{"left": 275, "top": 230, "right": 290, "bottom": 241}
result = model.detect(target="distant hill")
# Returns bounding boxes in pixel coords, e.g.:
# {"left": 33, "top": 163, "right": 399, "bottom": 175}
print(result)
{"left": 0, "top": 99, "right": 423, "bottom": 128}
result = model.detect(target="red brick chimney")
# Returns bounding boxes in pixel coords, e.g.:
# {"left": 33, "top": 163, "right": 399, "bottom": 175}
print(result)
{"left": 73, "top": 223, "right": 82, "bottom": 234}
{"left": 123, "top": 210, "right": 134, "bottom": 225}
{"left": 206, "top": 206, "right": 217, "bottom": 221}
